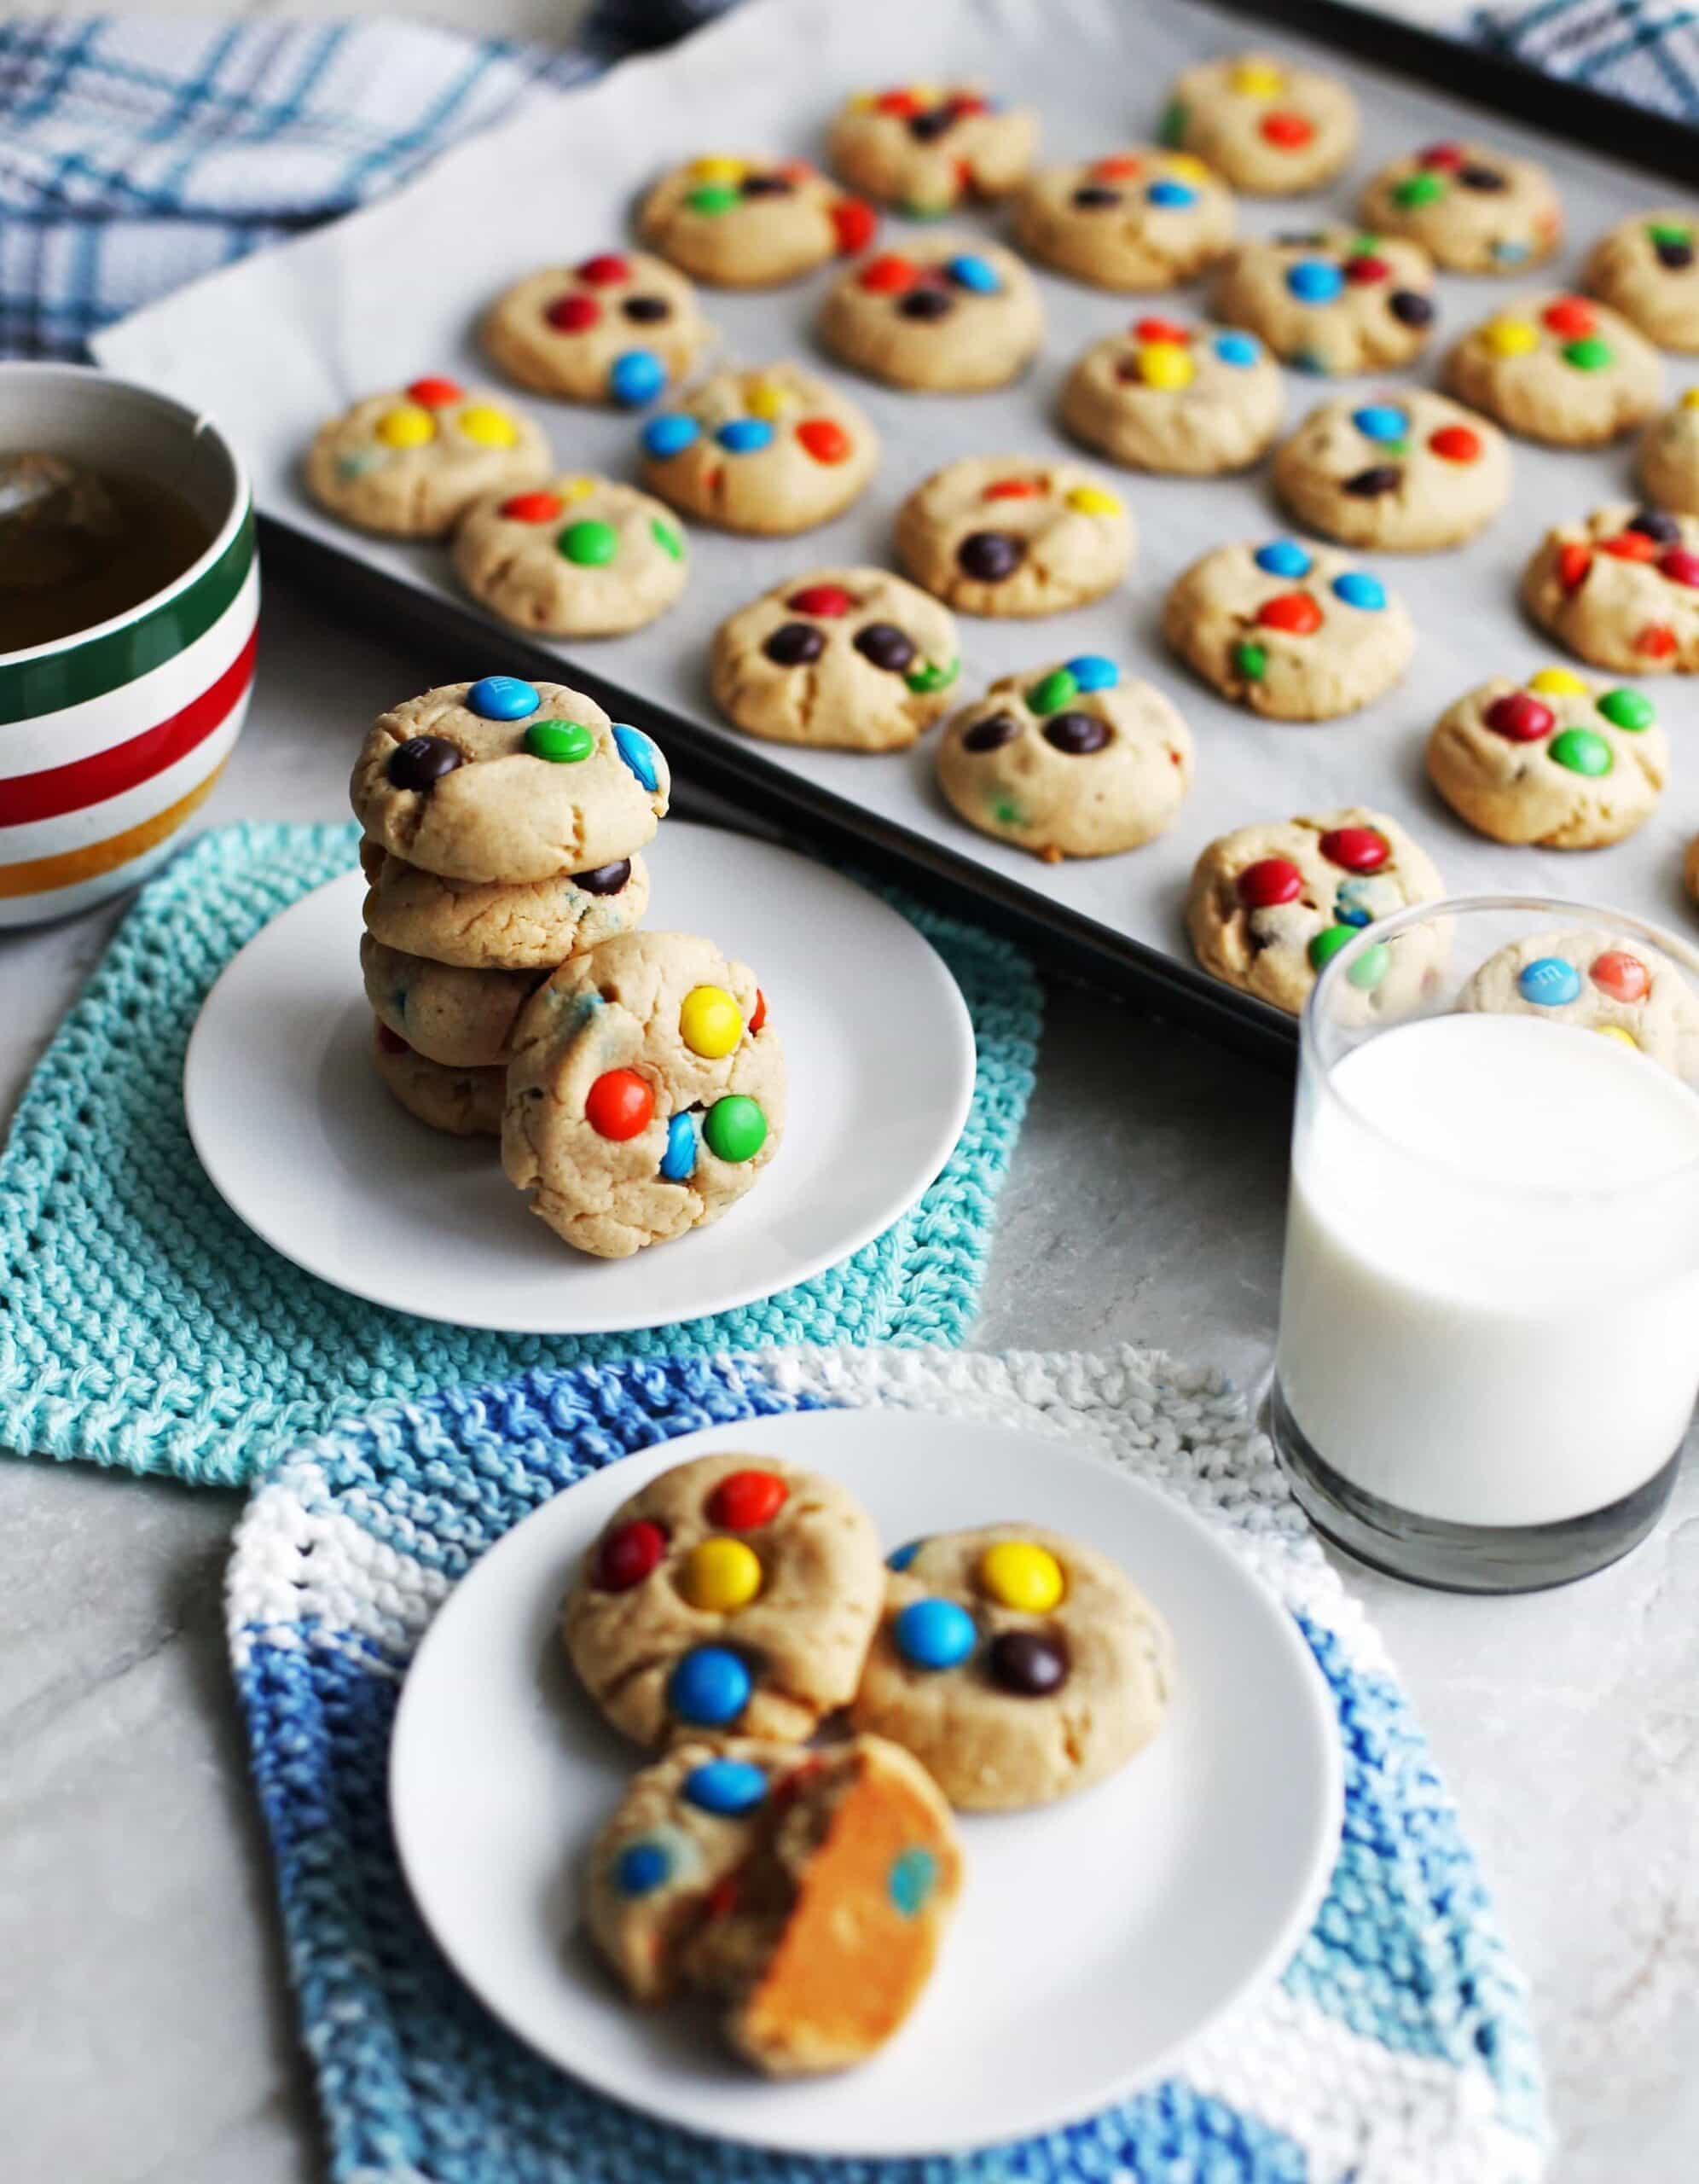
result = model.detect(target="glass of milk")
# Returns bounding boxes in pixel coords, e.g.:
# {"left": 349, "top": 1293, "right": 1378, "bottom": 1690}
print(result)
{"left": 1270, "top": 895, "right": 1699, "bottom": 1592}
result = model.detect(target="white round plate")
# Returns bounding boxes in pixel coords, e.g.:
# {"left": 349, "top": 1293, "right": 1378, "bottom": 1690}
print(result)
{"left": 183, "top": 824, "right": 974, "bottom": 1332}
{"left": 389, "top": 1408, "right": 1343, "bottom": 2158}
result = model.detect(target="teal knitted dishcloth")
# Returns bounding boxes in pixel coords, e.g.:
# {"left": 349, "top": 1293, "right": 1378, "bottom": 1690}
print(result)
{"left": 0, "top": 822, "right": 1041, "bottom": 1486}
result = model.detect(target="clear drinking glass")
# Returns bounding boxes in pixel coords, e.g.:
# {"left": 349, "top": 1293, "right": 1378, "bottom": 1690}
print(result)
{"left": 1267, "top": 894, "right": 1699, "bottom": 1593}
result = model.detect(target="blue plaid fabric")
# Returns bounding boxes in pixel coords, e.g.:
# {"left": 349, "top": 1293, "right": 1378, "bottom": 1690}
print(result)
{"left": 1472, "top": 0, "right": 1699, "bottom": 119}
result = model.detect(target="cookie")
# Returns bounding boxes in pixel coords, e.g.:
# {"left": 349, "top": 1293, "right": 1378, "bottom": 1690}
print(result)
{"left": 1060, "top": 313, "right": 1283, "bottom": 474}
{"left": 304, "top": 377, "right": 548, "bottom": 538}
{"left": 1638, "top": 390, "right": 1699, "bottom": 516}
{"left": 586, "top": 1733, "right": 962, "bottom": 2077}
{"left": 452, "top": 475, "right": 687, "bottom": 638}
{"left": 562, "top": 1454, "right": 881, "bottom": 1745}
{"left": 1359, "top": 142, "right": 1562, "bottom": 274}
{"left": 850, "top": 1524, "right": 1172, "bottom": 1811}
{"left": 638, "top": 363, "right": 876, "bottom": 534}
{"left": 935, "top": 654, "right": 1192, "bottom": 860}
{"left": 1459, "top": 927, "right": 1699, "bottom": 1075}
{"left": 1443, "top": 293, "right": 1663, "bottom": 446}
{"left": 710, "top": 566, "right": 960, "bottom": 752}
{"left": 638, "top": 154, "right": 874, "bottom": 287}
{"left": 480, "top": 250, "right": 710, "bottom": 406}
{"left": 369, "top": 1019, "right": 504, "bottom": 1138}
{"left": 1272, "top": 389, "right": 1511, "bottom": 551}
{"left": 1425, "top": 668, "right": 1667, "bottom": 847}
{"left": 1185, "top": 810, "right": 1447, "bottom": 1018}
{"left": 350, "top": 677, "right": 669, "bottom": 886}
{"left": 1157, "top": 53, "right": 1358, "bottom": 196}
{"left": 827, "top": 82, "right": 1035, "bottom": 214}
{"left": 817, "top": 239, "right": 1042, "bottom": 392}
{"left": 1585, "top": 212, "right": 1699, "bottom": 352}
{"left": 361, "top": 934, "right": 543, "bottom": 1068}
{"left": 1522, "top": 504, "right": 1699, "bottom": 673}
{"left": 359, "top": 841, "right": 649, "bottom": 971}
{"left": 1012, "top": 148, "right": 1233, "bottom": 291}
{"left": 504, "top": 932, "right": 784, "bottom": 1258}
{"left": 1162, "top": 537, "right": 1413, "bottom": 720}
{"left": 894, "top": 454, "right": 1134, "bottom": 617}
{"left": 1209, "top": 226, "right": 1436, "bottom": 375}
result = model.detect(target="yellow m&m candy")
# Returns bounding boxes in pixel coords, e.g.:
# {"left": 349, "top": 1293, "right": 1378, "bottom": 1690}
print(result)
{"left": 1139, "top": 341, "right": 1194, "bottom": 391}
{"left": 1681, "top": 387, "right": 1699, "bottom": 410}
{"left": 680, "top": 1536, "right": 764, "bottom": 1612}
{"left": 1483, "top": 317, "right": 1540, "bottom": 358}
{"left": 744, "top": 380, "right": 791, "bottom": 421}
{"left": 1231, "top": 61, "right": 1285, "bottom": 97}
{"left": 1528, "top": 667, "right": 1590, "bottom": 696}
{"left": 458, "top": 404, "right": 520, "bottom": 448}
{"left": 1066, "top": 484, "right": 1122, "bottom": 517}
{"left": 1161, "top": 154, "right": 1214, "bottom": 184}
{"left": 376, "top": 404, "right": 435, "bottom": 449}
{"left": 680, "top": 984, "right": 744, "bottom": 1060}
{"left": 560, "top": 475, "right": 595, "bottom": 502}
{"left": 1596, "top": 1025, "right": 1638, "bottom": 1049}
{"left": 691, "top": 155, "right": 745, "bottom": 184}
{"left": 978, "top": 1539, "right": 1064, "bottom": 1614}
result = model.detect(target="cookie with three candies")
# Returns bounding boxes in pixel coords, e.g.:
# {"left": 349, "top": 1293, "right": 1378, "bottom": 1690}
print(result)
{"left": 1358, "top": 141, "right": 1562, "bottom": 274}
{"left": 850, "top": 1524, "right": 1172, "bottom": 1810}
{"left": 562, "top": 1453, "right": 881, "bottom": 1744}
{"left": 359, "top": 841, "right": 649, "bottom": 971}
{"left": 480, "top": 250, "right": 710, "bottom": 405}
{"left": 1210, "top": 226, "right": 1436, "bottom": 376}
{"left": 586, "top": 1733, "right": 963, "bottom": 2076}
{"left": 935, "top": 655, "right": 1192, "bottom": 861}
{"left": 638, "top": 363, "right": 877, "bottom": 534}
{"left": 1639, "top": 390, "right": 1699, "bottom": 517}
{"left": 1012, "top": 147, "right": 1234, "bottom": 291}
{"left": 304, "top": 377, "right": 548, "bottom": 537}
{"left": 1272, "top": 389, "right": 1510, "bottom": 551}
{"left": 1460, "top": 928, "right": 1699, "bottom": 1075}
{"left": 1185, "top": 809, "right": 1447, "bottom": 1019}
{"left": 817, "top": 238, "right": 1042, "bottom": 392}
{"left": 1585, "top": 211, "right": 1699, "bottom": 352}
{"left": 895, "top": 454, "right": 1134, "bottom": 616}
{"left": 362, "top": 935, "right": 543, "bottom": 1068}
{"left": 454, "top": 476, "right": 687, "bottom": 639}
{"left": 1157, "top": 52, "right": 1358, "bottom": 195}
{"left": 369, "top": 1019, "right": 505, "bottom": 1138}
{"left": 638, "top": 154, "right": 875, "bottom": 287}
{"left": 1162, "top": 537, "right": 1413, "bottom": 720}
{"left": 1443, "top": 293, "right": 1662, "bottom": 445}
{"left": 1522, "top": 504, "right": 1699, "bottom": 673}
{"left": 350, "top": 677, "right": 669, "bottom": 884}
{"left": 827, "top": 81, "right": 1036, "bottom": 214}
{"left": 1425, "top": 669, "right": 1667, "bottom": 847}
{"left": 504, "top": 931, "right": 785, "bottom": 1258}
{"left": 1061, "top": 314, "right": 1283, "bottom": 474}
{"left": 710, "top": 566, "right": 960, "bottom": 752}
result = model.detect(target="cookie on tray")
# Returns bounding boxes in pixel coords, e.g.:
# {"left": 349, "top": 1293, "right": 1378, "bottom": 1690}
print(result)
{"left": 359, "top": 841, "right": 649, "bottom": 971}
{"left": 638, "top": 363, "right": 877, "bottom": 533}
{"left": 480, "top": 250, "right": 710, "bottom": 405}
{"left": 1157, "top": 52, "right": 1358, "bottom": 195}
{"left": 1209, "top": 226, "right": 1437, "bottom": 376}
{"left": 895, "top": 454, "right": 1134, "bottom": 616}
{"left": 1012, "top": 148, "right": 1234, "bottom": 291}
{"left": 1459, "top": 927, "right": 1699, "bottom": 1074}
{"left": 369, "top": 1019, "right": 505, "bottom": 1137}
{"left": 826, "top": 82, "right": 1035, "bottom": 214}
{"left": 1522, "top": 504, "right": 1699, "bottom": 673}
{"left": 1638, "top": 391, "right": 1699, "bottom": 516}
{"left": 1585, "top": 211, "right": 1699, "bottom": 353}
{"left": 1271, "top": 389, "right": 1511, "bottom": 551}
{"left": 1060, "top": 312, "right": 1283, "bottom": 474}
{"left": 817, "top": 239, "right": 1042, "bottom": 392}
{"left": 304, "top": 376, "right": 548, "bottom": 538}
{"left": 1443, "top": 293, "right": 1662, "bottom": 445}
{"left": 1358, "top": 141, "right": 1563, "bottom": 274}
{"left": 638, "top": 154, "right": 874, "bottom": 287}
{"left": 453, "top": 476, "right": 687, "bottom": 639}
{"left": 1425, "top": 669, "right": 1668, "bottom": 848}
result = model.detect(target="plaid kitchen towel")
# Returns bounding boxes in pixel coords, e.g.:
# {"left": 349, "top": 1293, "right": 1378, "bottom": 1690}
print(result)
{"left": 1472, "top": 0, "right": 1699, "bottom": 118}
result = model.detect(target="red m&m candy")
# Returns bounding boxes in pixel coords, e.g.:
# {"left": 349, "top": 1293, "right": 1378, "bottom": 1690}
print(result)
{"left": 787, "top": 583, "right": 852, "bottom": 616}
{"left": 983, "top": 477, "right": 1042, "bottom": 499}
{"left": 1319, "top": 826, "right": 1389, "bottom": 872}
{"left": 1485, "top": 691, "right": 1555, "bottom": 741}
{"left": 1344, "top": 255, "right": 1389, "bottom": 285}
{"left": 1419, "top": 141, "right": 1465, "bottom": 169}
{"left": 1236, "top": 857, "right": 1303, "bottom": 909}
{"left": 596, "top": 1518, "right": 666, "bottom": 1591}
{"left": 1591, "top": 950, "right": 1650, "bottom": 1003}
{"left": 1638, "top": 624, "right": 1677, "bottom": 659}
{"left": 1557, "top": 543, "right": 1593, "bottom": 591}
{"left": 1258, "top": 591, "right": 1323, "bottom": 635}
{"left": 1542, "top": 296, "right": 1595, "bottom": 338}
{"left": 406, "top": 376, "right": 464, "bottom": 408}
{"left": 585, "top": 1068, "right": 654, "bottom": 1141}
{"left": 1261, "top": 111, "right": 1314, "bottom": 148}
{"left": 796, "top": 417, "right": 850, "bottom": 464}
{"left": 1134, "top": 315, "right": 1190, "bottom": 343}
{"left": 1602, "top": 530, "right": 1658, "bottom": 562}
{"left": 859, "top": 252, "right": 918, "bottom": 293}
{"left": 875, "top": 88, "right": 921, "bottom": 115}
{"left": 749, "top": 989, "right": 768, "bottom": 1035}
{"left": 832, "top": 198, "right": 878, "bottom": 254}
{"left": 578, "top": 253, "right": 630, "bottom": 285}
{"left": 547, "top": 293, "right": 600, "bottom": 332}
{"left": 502, "top": 491, "right": 564, "bottom": 522}
{"left": 707, "top": 1468, "right": 789, "bottom": 1530}
{"left": 1095, "top": 154, "right": 1145, "bottom": 180}
{"left": 1661, "top": 548, "right": 1699, "bottom": 589}
{"left": 1429, "top": 424, "right": 1481, "bottom": 463}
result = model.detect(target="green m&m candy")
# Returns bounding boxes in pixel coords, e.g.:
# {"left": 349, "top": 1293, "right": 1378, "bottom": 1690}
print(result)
{"left": 1549, "top": 726, "right": 1613, "bottom": 776}
{"left": 525, "top": 717, "right": 595, "bottom": 764}
{"left": 1597, "top": 687, "right": 1654, "bottom": 731}
{"left": 1346, "top": 942, "right": 1390, "bottom": 992}
{"left": 1394, "top": 172, "right": 1446, "bottom": 207}
{"left": 704, "top": 1095, "right": 768, "bottom": 1164}
{"left": 1307, "top": 926, "right": 1356, "bottom": 973}
{"left": 1563, "top": 336, "right": 1614, "bottom": 372}
{"left": 1025, "top": 668, "right": 1077, "bottom": 716}
{"left": 650, "top": 517, "right": 685, "bottom": 562}
{"left": 1234, "top": 640, "right": 1268, "bottom": 682}
{"left": 906, "top": 656, "right": 959, "bottom": 695}
{"left": 1159, "top": 99, "right": 1188, "bottom": 147}
{"left": 686, "top": 184, "right": 740, "bottom": 214}
{"left": 559, "top": 518, "right": 618, "bottom": 566}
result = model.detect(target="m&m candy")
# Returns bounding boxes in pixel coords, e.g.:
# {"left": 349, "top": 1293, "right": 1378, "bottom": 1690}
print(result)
{"left": 788, "top": 582, "right": 852, "bottom": 617}
{"left": 1517, "top": 956, "right": 1582, "bottom": 1007}
{"left": 683, "top": 1759, "right": 768, "bottom": 1817}
{"left": 579, "top": 253, "right": 630, "bottom": 285}
{"left": 387, "top": 735, "right": 461, "bottom": 790}
{"left": 643, "top": 413, "right": 700, "bottom": 459}
{"left": 1528, "top": 668, "right": 1589, "bottom": 696}
{"left": 947, "top": 252, "right": 1000, "bottom": 293}
{"left": 1550, "top": 727, "right": 1613, "bottom": 775}
{"left": 1286, "top": 259, "right": 1344, "bottom": 304}
{"left": 1591, "top": 950, "right": 1650, "bottom": 1004}
{"left": 1319, "top": 826, "right": 1389, "bottom": 872}
{"left": 669, "top": 1646, "right": 751, "bottom": 1726}
{"left": 707, "top": 1469, "right": 787, "bottom": 1531}
{"left": 1261, "top": 111, "right": 1314, "bottom": 148}
{"left": 1485, "top": 692, "right": 1554, "bottom": 742}
{"left": 988, "top": 1629, "right": 1069, "bottom": 1697}
{"left": 680, "top": 984, "right": 744, "bottom": 1059}
{"left": 1255, "top": 538, "right": 1312, "bottom": 579}
{"left": 679, "top": 1537, "right": 764, "bottom": 1613}
{"left": 888, "top": 1848, "right": 938, "bottom": 1916}
{"left": 613, "top": 723, "right": 662, "bottom": 791}
{"left": 797, "top": 417, "right": 850, "bottom": 463}
{"left": 886, "top": 1539, "right": 924, "bottom": 1571}
{"left": 716, "top": 418, "right": 774, "bottom": 453}
{"left": 615, "top": 1840, "right": 671, "bottom": 1896}
{"left": 406, "top": 375, "right": 464, "bottom": 408}
{"left": 596, "top": 1518, "right": 667, "bottom": 1591}
{"left": 467, "top": 674, "right": 539, "bottom": 721}
{"left": 586, "top": 1069, "right": 654, "bottom": 1141}
{"left": 376, "top": 404, "right": 434, "bottom": 449}
{"left": 1147, "top": 179, "right": 1197, "bottom": 208}
{"left": 1066, "top": 654, "right": 1118, "bottom": 692}
{"left": 1429, "top": 424, "right": 1482, "bottom": 463}
{"left": 1259, "top": 591, "right": 1323, "bottom": 635}
{"left": 1483, "top": 317, "right": 1538, "bottom": 357}
{"left": 703, "top": 1095, "right": 768, "bottom": 1164}
{"left": 1598, "top": 688, "right": 1655, "bottom": 730}
{"left": 1543, "top": 297, "right": 1595, "bottom": 338}
{"left": 978, "top": 1540, "right": 1064, "bottom": 1613}
{"left": 1026, "top": 667, "right": 1079, "bottom": 716}
{"left": 1237, "top": 857, "right": 1302, "bottom": 909}
{"left": 1331, "top": 571, "right": 1386, "bottom": 612}
{"left": 560, "top": 519, "right": 618, "bottom": 566}
{"left": 548, "top": 293, "right": 600, "bottom": 332}
{"left": 895, "top": 1597, "right": 976, "bottom": 1670}
{"left": 525, "top": 717, "right": 595, "bottom": 763}
{"left": 1353, "top": 404, "right": 1407, "bottom": 443}
{"left": 503, "top": 491, "right": 564, "bottom": 522}
{"left": 1213, "top": 332, "right": 1259, "bottom": 366}
{"left": 659, "top": 1111, "right": 698, "bottom": 1182}
{"left": 458, "top": 404, "right": 519, "bottom": 447}
{"left": 609, "top": 351, "right": 665, "bottom": 406}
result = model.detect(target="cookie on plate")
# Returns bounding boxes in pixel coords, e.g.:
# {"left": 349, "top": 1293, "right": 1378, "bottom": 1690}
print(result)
{"left": 638, "top": 154, "right": 874, "bottom": 287}
{"left": 710, "top": 566, "right": 960, "bottom": 752}
{"left": 1585, "top": 212, "right": 1699, "bottom": 353}
{"left": 817, "top": 239, "right": 1042, "bottom": 392}
{"left": 1459, "top": 927, "right": 1699, "bottom": 1074}
{"left": 850, "top": 1524, "right": 1172, "bottom": 1810}
{"left": 1185, "top": 809, "right": 1447, "bottom": 1018}
{"left": 1639, "top": 391, "right": 1699, "bottom": 516}
{"left": 504, "top": 932, "right": 784, "bottom": 1259}
{"left": 1272, "top": 388, "right": 1511, "bottom": 550}
{"left": 1358, "top": 141, "right": 1562, "bottom": 274}
{"left": 1163, "top": 536, "right": 1413, "bottom": 720}
{"left": 1425, "top": 668, "right": 1667, "bottom": 847}
{"left": 935, "top": 654, "right": 1192, "bottom": 860}
{"left": 1522, "top": 504, "right": 1699, "bottom": 673}
{"left": 1061, "top": 313, "right": 1282, "bottom": 473}
{"left": 304, "top": 376, "right": 548, "bottom": 538}
{"left": 480, "top": 250, "right": 710, "bottom": 405}
{"left": 826, "top": 82, "right": 1035, "bottom": 213}
{"left": 1209, "top": 226, "right": 1436, "bottom": 375}
{"left": 360, "top": 841, "right": 649, "bottom": 971}
{"left": 895, "top": 454, "right": 1134, "bottom": 616}
{"left": 1444, "top": 293, "right": 1662, "bottom": 445}
{"left": 350, "top": 677, "right": 669, "bottom": 885}
{"left": 1157, "top": 52, "right": 1358, "bottom": 196}
{"left": 360, "top": 935, "right": 543, "bottom": 1069}
{"left": 453, "top": 476, "right": 687, "bottom": 639}
{"left": 369, "top": 1019, "right": 505, "bottom": 1137}
{"left": 586, "top": 1732, "right": 963, "bottom": 2076}
{"left": 638, "top": 363, "right": 877, "bottom": 533}
{"left": 1012, "top": 148, "right": 1234, "bottom": 291}
{"left": 562, "top": 1454, "right": 880, "bottom": 1744}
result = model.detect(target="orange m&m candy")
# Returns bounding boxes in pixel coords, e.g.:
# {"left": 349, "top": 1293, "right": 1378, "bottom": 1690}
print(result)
{"left": 859, "top": 252, "right": 916, "bottom": 293}
{"left": 1542, "top": 296, "right": 1595, "bottom": 338}
{"left": 407, "top": 375, "right": 464, "bottom": 408}
{"left": 1591, "top": 950, "right": 1650, "bottom": 1004}
{"left": 1557, "top": 543, "right": 1593, "bottom": 590}
{"left": 796, "top": 417, "right": 850, "bottom": 464}
{"left": 707, "top": 1468, "right": 789, "bottom": 1530}
{"left": 585, "top": 1068, "right": 654, "bottom": 1141}
{"left": 1134, "top": 315, "right": 1190, "bottom": 344}
{"left": 1261, "top": 111, "right": 1313, "bottom": 148}
{"left": 1258, "top": 591, "right": 1323, "bottom": 635}
{"left": 1602, "top": 531, "right": 1658, "bottom": 562}
{"left": 502, "top": 491, "right": 564, "bottom": 522}
{"left": 1428, "top": 425, "right": 1481, "bottom": 463}
{"left": 832, "top": 198, "right": 878, "bottom": 254}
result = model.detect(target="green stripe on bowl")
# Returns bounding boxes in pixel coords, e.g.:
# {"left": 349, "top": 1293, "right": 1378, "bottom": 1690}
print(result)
{"left": 0, "top": 504, "right": 256, "bottom": 728}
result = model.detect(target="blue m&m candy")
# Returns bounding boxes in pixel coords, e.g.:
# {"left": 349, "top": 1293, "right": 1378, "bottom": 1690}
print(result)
{"left": 615, "top": 1839, "right": 671, "bottom": 1896}
{"left": 612, "top": 723, "right": 661, "bottom": 791}
{"left": 682, "top": 1758, "right": 768, "bottom": 1816}
{"left": 1064, "top": 653, "right": 1118, "bottom": 692}
{"left": 888, "top": 1847, "right": 938, "bottom": 1917}
{"left": 1147, "top": 179, "right": 1197, "bottom": 207}
{"left": 1255, "top": 538, "right": 1313, "bottom": 579}
{"left": 1213, "top": 332, "right": 1259, "bottom": 366}
{"left": 716, "top": 417, "right": 774, "bottom": 453}
{"left": 947, "top": 252, "right": 1000, "bottom": 293}
{"left": 659, "top": 1110, "right": 697, "bottom": 1182}
{"left": 1331, "top": 571, "right": 1386, "bottom": 611}
{"left": 467, "top": 675, "right": 539, "bottom": 721}
{"left": 886, "top": 1539, "right": 924, "bottom": 1571}
{"left": 1287, "top": 258, "right": 1344, "bottom": 304}
{"left": 895, "top": 1597, "right": 976, "bottom": 1671}
{"left": 669, "top": 1645, "right": 751, "bottom": 1726}
{"left": 642, "top": 412, "right": 699, "bottom": 458}
{"left": 609, "top": 350, "right": 665, "bottom": 406}
{"left": 1518, "top": 956, "right": 1582, "bottom": 1008}
{"left": 1352, "top": 404, "right": 1408, "bottom": 444}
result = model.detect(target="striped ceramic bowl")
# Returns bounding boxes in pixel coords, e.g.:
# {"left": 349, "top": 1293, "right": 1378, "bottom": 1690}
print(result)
{"left": 0, "top": 364, "right": 256, "bottom": 927}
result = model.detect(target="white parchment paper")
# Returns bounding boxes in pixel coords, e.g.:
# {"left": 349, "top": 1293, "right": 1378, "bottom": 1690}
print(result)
{"left": 95, "top": 0, "right": 1699, "bottom": 1000}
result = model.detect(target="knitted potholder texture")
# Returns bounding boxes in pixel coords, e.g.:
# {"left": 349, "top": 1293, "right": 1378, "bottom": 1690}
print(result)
{"left": 229, "top": 1345, "right": 1549, "bottom": 2184}
{"left": 0, "top": 825, "right": 1039, "bottom": 1485}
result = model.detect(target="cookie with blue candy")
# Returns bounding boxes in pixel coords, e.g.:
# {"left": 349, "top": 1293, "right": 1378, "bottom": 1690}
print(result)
{"left": 1013, "top": 146, "right": 1234, "bottom": 292}
{"left": 639, "top": 362, "right": 877, "bottom": 533}
{"left": 818, "top": 235, "right": 1042, "bottom": 392}
{"left": 1210, "top": 224, "right": 1436, "bottom": 376}
{"left": 481, "top": 248, "right": 710, "bottom": 407}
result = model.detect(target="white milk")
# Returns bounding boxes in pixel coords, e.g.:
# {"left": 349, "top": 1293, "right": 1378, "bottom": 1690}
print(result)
{"left": 1276, "top": 1012, "right": 1699, "bottom": 1529}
